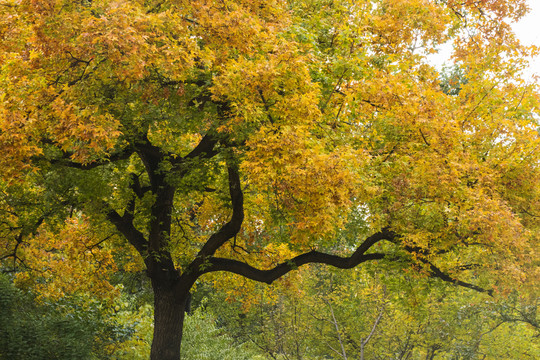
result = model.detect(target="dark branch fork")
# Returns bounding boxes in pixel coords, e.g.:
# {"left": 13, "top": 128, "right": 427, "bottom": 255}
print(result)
{"left": 422, "top": 260, "right": 493, "bottom": 295}
{"left": 39, "top": 126, "right": 492, "bottom": 296}
{"left": 108, "top": 134, "right": 491, "bottom": 296}
{"left": 180, "top": 162, "right": 244, "bottom": 286}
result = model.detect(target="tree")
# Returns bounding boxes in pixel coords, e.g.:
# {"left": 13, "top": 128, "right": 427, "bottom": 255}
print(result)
{"left": 1, "top": 0, "right": 539, "bottom": 359}
{"left": 205, "top": 259, "right": 539, "bottom": 360}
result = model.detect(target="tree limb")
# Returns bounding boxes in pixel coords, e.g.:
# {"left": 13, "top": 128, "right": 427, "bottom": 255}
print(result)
{"left": 203, "top": 252, "right": 386, "bottom": 284}
{"left": 200, "top": 229, "right": 394, "bottom": 283}
{"left": 200, "top": 227, "right": 492, "bottom": 297}
{"left": 174, "top": 132, "right": 219, "bottom": 165}
{"left": 104, "top": 202, "right": 148, "bottom": 257}
{"left": 190, "top": 163, "right": 244, "bottom": 262}
{"left": 399, "top": 244, "right": 494, "bottom": 295}
{"left": 424, "top": 261, "right": 493, "bottom": 296}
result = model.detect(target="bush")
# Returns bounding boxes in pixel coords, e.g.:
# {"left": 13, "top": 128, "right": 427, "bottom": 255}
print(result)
{"left": 182, "top": 306, "right": 259, "bottom": 360}
{"left": 0, "top": 274, "right": 95, "bottom": 360}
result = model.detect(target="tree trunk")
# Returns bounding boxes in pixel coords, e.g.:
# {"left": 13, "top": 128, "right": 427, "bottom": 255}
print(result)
{"left": 150, "top": 282, "right": 188, "bottom": 360}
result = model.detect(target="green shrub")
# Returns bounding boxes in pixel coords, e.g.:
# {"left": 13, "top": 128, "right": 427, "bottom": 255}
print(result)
{"left": 182, "top": 306, "right": 259, "bottom": 360}
{"left": 0, "top": 274, "right": 94, "bottom": 360}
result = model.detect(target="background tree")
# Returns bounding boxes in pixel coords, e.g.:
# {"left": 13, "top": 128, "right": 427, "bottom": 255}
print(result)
{"left": 1, "top": 0, "right": 539, "bottom": 359}
{"left": 204, "top": 259, "right": 539, "bottom": 360}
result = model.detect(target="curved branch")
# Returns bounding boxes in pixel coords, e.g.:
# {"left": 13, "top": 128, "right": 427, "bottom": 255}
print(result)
{"left": 195, "top": 163, "right": 244, "bottom": 258}
{"left": 200, "top": 227, "right": 492, "bottom": 296}
{"left": 201, "top": 229, "right": 395, "bottom": 284}
{"left": 180, "top": 164, "right": 245, "bottom": 283}
{"left": 400, "top": 245, "right": 493, "bottom": 295}
{"left": 204, "top": 252, "right": 386, "bottom": 284}
{"left": 179, "top": 133, "right": 219, "bottom": 162}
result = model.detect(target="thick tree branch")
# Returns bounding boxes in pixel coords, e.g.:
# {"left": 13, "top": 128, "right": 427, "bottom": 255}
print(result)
{"left": 203, "top": 252, "right": 386, "bottom": 284}
{"left": 194, "top": 164, "right": 244, "bottom": 259}
{"left": 180, "top": 133, "right": 219, "bottom": 161}
{"left": 170, "top": 132, "right": 220, "bottom": 176}
{"left": 179, "top": 164, "right": 244, "bottom": 284}
{"left": 129, "top": 136, "right": 179, "bottom": 280}
{"left": 200, "top": 227, "right": 492, "bottom": 296}
{"left": 104, "top": 203, "right": 148, "bottom": 257}
{"left": 201, "top": 229, "right": 394, "bottom": 283}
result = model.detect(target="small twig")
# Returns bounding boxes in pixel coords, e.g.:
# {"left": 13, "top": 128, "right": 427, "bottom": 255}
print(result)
{"left": 321, "top": 69, "right": 348, "bottom": 113}
{"left": 419, "top": 128, "right": 430, "bottom": 146}
{"left": 258, "top": 89, "right": 275, "bottom": 124}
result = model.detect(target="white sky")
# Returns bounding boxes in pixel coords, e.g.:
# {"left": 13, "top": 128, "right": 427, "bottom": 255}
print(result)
{"left": 431, "top": 0, "right": 540, "bottom": 79}
{"left": 513, "top": 0, "right": 540, "bottom": 76}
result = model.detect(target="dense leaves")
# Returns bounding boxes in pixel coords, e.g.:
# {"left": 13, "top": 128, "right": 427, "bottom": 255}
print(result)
{"left": 0, "top": 274, "right": 99, "bottom": 360}
{"left": 1, "top": 0, "right": 539, "bottom": 359}
{"left": 205, "top": 264, "right": 539, "bottom": 359}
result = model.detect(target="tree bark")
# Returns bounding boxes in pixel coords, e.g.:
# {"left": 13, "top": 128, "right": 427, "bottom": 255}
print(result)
{"left": 150, "top": 280, "right": 189, "bottom": 360}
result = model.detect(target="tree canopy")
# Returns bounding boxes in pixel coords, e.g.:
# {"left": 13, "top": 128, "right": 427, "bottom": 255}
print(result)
{"left": 1, "top": 0, "right": 539, "bottom": 359}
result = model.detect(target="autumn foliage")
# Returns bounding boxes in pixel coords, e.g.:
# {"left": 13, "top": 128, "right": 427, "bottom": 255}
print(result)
{"left": 1, "top": 0, "right": 539, "bottom": 359}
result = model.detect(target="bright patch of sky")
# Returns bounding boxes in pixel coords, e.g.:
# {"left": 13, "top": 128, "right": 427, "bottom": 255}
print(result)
{"left": 512, "top": 0, "right": 540, "bottom": 76}
{"left": 429, "top": 0, "right": 540, "bottom": 79}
